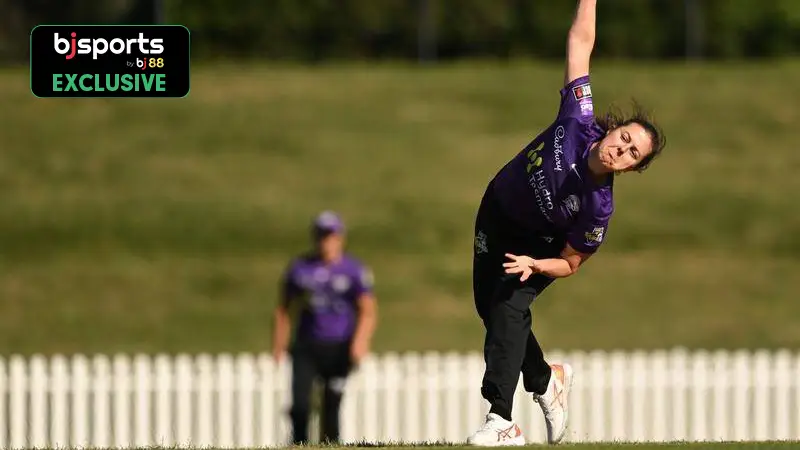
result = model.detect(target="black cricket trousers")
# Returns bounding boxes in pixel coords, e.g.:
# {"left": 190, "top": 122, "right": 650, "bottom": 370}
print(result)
{"left": 472, "top": 179, "right": 562, "bottom": 422}
{"left": 288, "top": 339, "right": 353, "bottom": 444}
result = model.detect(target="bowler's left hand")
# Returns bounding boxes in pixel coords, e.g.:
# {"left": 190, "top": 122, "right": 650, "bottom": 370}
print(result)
{"left": 503, "top": 253, "right": 540, "bottom": 282}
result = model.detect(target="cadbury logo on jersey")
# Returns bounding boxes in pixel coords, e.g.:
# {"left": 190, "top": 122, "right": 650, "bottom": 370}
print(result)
{"left": 553, "top": 126, "right": 565, "bottom": 172}
{"left": 572, "top": 83, "right": 592, "bottom": 101}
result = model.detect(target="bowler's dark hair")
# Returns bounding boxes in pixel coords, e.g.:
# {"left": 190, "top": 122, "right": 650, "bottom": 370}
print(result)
{"left": 595, "top": 100, "right": 666, "bottom": 173}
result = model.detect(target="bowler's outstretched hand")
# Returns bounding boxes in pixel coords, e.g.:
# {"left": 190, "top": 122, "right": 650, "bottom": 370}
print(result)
{"left": 503, "top": 253, "right": 539, "bottom": 282}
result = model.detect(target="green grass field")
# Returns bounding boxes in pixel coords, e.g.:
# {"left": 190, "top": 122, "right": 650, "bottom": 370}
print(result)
{"left": 1, "top": 60, "right": 799, "bottom": 355}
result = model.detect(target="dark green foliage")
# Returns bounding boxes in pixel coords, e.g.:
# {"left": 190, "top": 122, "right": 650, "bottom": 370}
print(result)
{"left": 0, "top": 0, "right": 798, "bottom": 63}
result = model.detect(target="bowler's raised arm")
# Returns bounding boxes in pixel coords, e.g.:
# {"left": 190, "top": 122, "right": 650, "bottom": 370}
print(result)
{"left": 565, "top": 0, "right": 597, "bottom": 86}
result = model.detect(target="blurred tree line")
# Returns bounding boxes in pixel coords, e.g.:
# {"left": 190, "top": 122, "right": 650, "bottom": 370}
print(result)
{"left": 2, "top": 0, "right": 798, "bottom": 63}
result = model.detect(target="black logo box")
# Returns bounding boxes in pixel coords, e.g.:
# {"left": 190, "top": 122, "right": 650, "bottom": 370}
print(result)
{"left": 30, "top": 25, "right": 190, "bottom": 98}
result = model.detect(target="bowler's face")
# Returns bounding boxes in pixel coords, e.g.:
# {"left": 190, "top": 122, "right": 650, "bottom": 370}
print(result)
{"left": 594, "top": 123, "right": 654, "bottom": 172}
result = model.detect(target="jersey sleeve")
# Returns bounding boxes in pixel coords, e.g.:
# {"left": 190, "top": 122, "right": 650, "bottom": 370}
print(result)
{"left": 351, "top": 264, "right": 375, "bottom": 297}
{"left": 566, "top": 217, "right": 609, "bottom": 254}
{"left": 557, "top": 76, "right": 595, "bottom": 123}
{"left": 566, "top": 191, "right": 612, "bottom": 254}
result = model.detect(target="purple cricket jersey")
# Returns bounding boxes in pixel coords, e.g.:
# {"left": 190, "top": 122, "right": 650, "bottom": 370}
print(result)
{"left": 491, "top": 76, "right": 613, "bottom": 254}
{"left": 281, "top": 253, "right": 374, "bottom": 343}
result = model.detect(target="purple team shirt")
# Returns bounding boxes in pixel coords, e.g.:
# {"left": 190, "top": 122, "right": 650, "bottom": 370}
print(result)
{"left": 492, "top": 76, "right": 613, "bottom": 254}
{"left": 282, "top": 253, "right": 374, "bottom": 342}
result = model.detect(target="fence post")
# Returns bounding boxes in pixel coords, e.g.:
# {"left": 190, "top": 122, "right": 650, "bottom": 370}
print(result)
{"left": 402, "top": 352, "right": 422, "bottom": 442}
{"left": 52, "top": 355, "right": 70, "bottom": 448}
{"left": 711, "top": 350, "right": 730, "bottom": 441}
{"left": 794, "top": 353, "right": 800, "bottom": 441}
{"left": 464, "top": 353, "right": 485, "bottom": 437}
{"left": 71, "top": 354, "right": 90, "bottom": 448}
{"left": 732, "top": 351, "right": 751, "bottom": 441}
{"left": 772, "top": 350, "right": 792, "bottom": 440}
{"left": 382, "top": 352, "right": 401, "bottom": 442}
{"left": 363, "top": 355, "right": 380, "bottom": 442}
{"left": 752, "top": 350, "right": 771, "bottom": 441}
{"left": 650, "top": 351, "right": 668, "bottom": 442}
{"left": 630, "top": 350, "right": 647, "bottom": 442}
{"left": 443, "top": 352, "right": 462, "bottom": 443}
{"left": 609, "top": 351, "right": 628, "bottom": 441}
{"left": 196, "top": 354, "right": 214, "bottom": 447}
{"left": 566, "top": 350, "right": 588, "bottom": 443}
{"left": 9, "top": 355, "right": 26, "bottom": 450}
{"left": 588, "top": 351, "right": 607, "bottom": 442}
{"left": 175, "top": 354, "right": 194, "bottom": 447}
{"left": 30, "top": 355, "right": 49, "bottom": 448}
{"left": 235, "top": 353, "right": 256, "bottom": 448}
{"left": 0, "top": 357, "right": 6, "bottom": 449}
{"left": 689, "top": 350, "right": 710, "bottom": 441}
{"left": 256, "top": 354, "right": 276, "bottom": 447}
{"left": 155, "top": 354, "right": 174, "bottom": 447}
{"left": 216, "top": 353, "right": 235, "bottom": 449}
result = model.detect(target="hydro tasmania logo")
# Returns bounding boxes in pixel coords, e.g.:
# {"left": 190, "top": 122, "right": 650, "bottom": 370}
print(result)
{"left": 54, "top": 31, "right": 164, "bottom": 60}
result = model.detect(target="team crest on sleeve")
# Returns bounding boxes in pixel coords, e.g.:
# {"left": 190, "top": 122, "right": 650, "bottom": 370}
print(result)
{"left": 584, "top": 226, "right": 605, "bottom": 244}
{"left": 360, "top": 268, "right": 375, "bottom": 288}
{"left": 563, "top": 195, "right": 581, "bottom": 216}
{"left": 579, "top": 100, "right": 594, "bottom": 116}
{"left": 572, "top": 83, "right": 592, "bottom": 101}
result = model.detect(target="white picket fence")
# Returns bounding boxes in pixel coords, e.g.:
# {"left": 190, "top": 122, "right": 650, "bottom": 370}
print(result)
{"left": 0, "top": 349, "right": 799, "bottom": 448}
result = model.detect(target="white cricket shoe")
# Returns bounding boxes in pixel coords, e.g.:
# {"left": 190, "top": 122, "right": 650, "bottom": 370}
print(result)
{"left": 533, "top": 363, "right": 574, "bottom": 445}
{"left": 466, "top": 412, "right": 526, "bottom": 447}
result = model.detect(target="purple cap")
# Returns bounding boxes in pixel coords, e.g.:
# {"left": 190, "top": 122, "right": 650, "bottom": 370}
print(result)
{"left": 312, "top": 210, "right": 345, "bottom": 234}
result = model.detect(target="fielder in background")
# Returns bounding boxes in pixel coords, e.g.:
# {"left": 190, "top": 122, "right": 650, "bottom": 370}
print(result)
{"left": 272, "top": 211, "right": 378, "bottom": 445}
